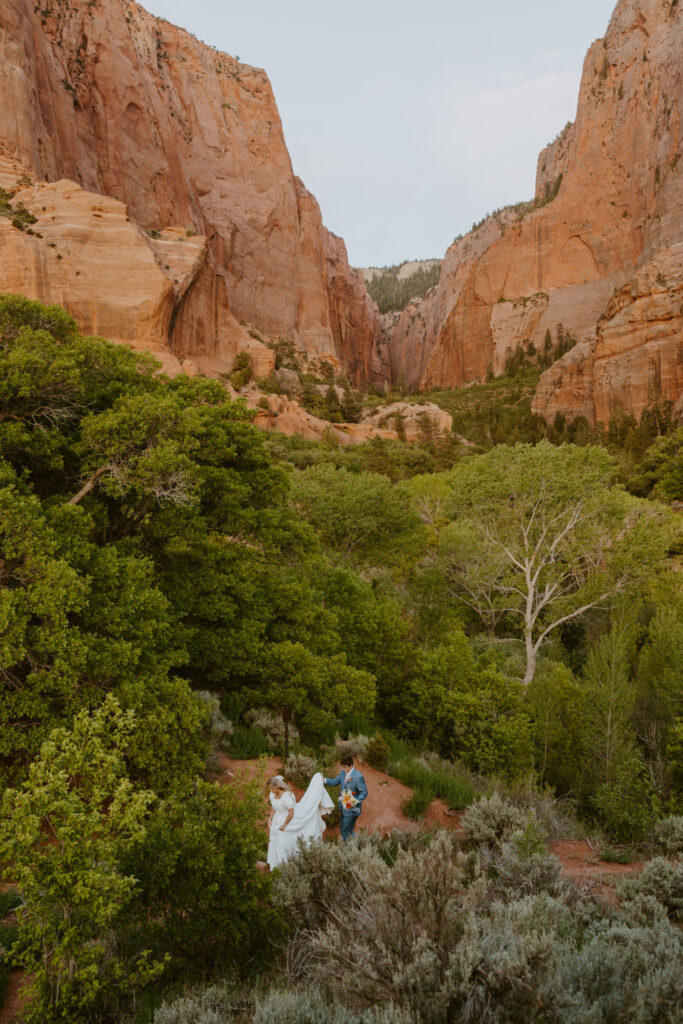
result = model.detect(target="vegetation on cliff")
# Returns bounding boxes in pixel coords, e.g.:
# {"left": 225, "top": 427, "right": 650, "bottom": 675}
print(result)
{"left": 364, "top": 261, "right": 441, "bottom": 313}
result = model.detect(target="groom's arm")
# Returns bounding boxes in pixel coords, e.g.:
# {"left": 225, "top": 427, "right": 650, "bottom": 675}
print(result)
{"left": 324, "top": 771, "right": 343, "bottom": 788}
{"left": 356, "top": 774, "right": 368, "bottom": 804}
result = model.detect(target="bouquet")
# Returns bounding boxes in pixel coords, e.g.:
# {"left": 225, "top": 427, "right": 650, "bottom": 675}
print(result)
{"left": 340, "top": 789, "right": 359, "bottom": 811}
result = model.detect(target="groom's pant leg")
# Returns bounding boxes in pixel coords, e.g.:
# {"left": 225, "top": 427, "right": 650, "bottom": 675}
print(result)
{"left": 340, "top": 811, "right": 354, "bottom": 842}
{"left": 340, "top": 811, "right": 359, "bottom": 842}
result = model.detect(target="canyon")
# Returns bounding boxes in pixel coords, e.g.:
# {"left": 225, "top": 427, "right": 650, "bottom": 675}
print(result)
{"left": 0, "top": 0, "right": 681, "bottom": 428}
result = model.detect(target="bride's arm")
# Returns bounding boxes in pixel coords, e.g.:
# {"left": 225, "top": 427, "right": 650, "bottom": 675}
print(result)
{"left": 279, "top": 806, "right": 294, "bottom": 831}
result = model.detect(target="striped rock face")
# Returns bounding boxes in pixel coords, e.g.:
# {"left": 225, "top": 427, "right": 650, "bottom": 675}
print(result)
{"left": 0, "top": 0, "right": 387, "bottom": 386}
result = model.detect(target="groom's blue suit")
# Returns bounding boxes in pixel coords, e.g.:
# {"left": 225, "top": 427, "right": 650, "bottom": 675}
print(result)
{"left": 324, "top": 766, "right": 368, "bottom": 842}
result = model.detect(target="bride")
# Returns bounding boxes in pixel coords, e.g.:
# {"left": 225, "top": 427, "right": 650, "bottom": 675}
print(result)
{"left": 266, "top": 771, "right": 334, "bottom": 870}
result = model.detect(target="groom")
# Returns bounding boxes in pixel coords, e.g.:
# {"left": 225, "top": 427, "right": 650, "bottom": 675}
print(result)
{"left": 325, "top": 755, "right": 368, "bottom": 842}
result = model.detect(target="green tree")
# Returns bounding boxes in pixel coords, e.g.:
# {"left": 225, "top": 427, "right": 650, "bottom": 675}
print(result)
{"left": 404, "top": 631, "right": 533, "bottom": 781}
{"left": 0, "top": 466, "right": 207, "bottom": 788}
{"left": 292, "top": 464, "right": 419, "bottom": 565}
{"left": 579, "top": 615, "right": 660, "bottom": 839}
{"left": 627, "top": 426, "right": 683, "bottom": 500}
{"left": 526, "top": 659, "right": 583, "bottom": 792}
{"left": 0, "top": 295, "right": 157, "bottom": 493}
{"left": 634, "top": 604, "right": 683, "bottom": 802}
{"left": 122, "top": 778, "right": 282, "bottom": 981}
{"left": 439, "top": 443, "right": 675, "bottom": 684}
{"left": 251, "top": 640, "right": 376, "bottom": 740}
{"left": 0, "top": 698, "right": 161, "bottom": 1023}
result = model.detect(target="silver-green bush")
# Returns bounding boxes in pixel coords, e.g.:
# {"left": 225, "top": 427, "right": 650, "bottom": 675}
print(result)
{"left": 244, "top": 707, "right": 299, "bottom": 749}
{"left": 153, "top": 981, "right": 234, "bottom": 1024}
{"left": 254, "top": 987, "right": 410, "bottom": 1024}
{"left": 272, "top": 830, "right": 682, "bottom": 1024}
{"left": 461, "top": 793, "right": 531, "bottom": 848}
{"left": 195, "top": 691, "right": 233, "bottom": 751}
{"left": 333, "top": 733, "right": 370, "bottom": 759}
{"left": 541, "top": 912, "right": 683, "bottom": 1023}
{"left": 652, "top": 816, "right": 683, "bottom": 856}
{"left": 618, "top": 856, "right": 683, "bottom": 920}
{"left": 283, "top": 752, "right": 320, "bottom": 788}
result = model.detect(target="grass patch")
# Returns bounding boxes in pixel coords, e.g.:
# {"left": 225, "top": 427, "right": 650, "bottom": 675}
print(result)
{"left": 402, "top": 787, "right": 432, "bottom": 820}
{"left": 599, "top": 845, "right": 641, "bottom": 864}
{"left": 389, "top": 755, "right": 476, "bottom": 811}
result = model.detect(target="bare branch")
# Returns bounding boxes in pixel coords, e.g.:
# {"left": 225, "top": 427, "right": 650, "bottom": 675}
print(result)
{"left": 68, "top": 465, "right": 115, "bottom": 505}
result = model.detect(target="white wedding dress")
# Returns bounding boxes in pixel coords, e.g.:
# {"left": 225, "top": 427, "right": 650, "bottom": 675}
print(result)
{"left": 267, "top": 772, "right": 334, "bottom": 870}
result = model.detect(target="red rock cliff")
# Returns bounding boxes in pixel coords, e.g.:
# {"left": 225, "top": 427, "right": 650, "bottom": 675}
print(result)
{"left": 0, "top": 0, "right": 385, "bottom": 384}
{"left": 387, "top": 0, "right": 682, "bottom": 423}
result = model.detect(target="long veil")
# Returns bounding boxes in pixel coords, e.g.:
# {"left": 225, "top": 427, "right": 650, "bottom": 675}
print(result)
{"left": 284, "top": 771, "right": 334, "bottom": 840}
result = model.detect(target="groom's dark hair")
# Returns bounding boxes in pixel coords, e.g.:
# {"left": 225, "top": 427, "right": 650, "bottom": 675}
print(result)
{"left": 341, "top": 755, "right": 353, "bottom": 767}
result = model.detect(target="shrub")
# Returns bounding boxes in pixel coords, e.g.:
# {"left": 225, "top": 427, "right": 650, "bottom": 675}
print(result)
{"left": 461, "top": 793, "right": 529, "bottom": 848}
{"left": 485, "top": 844, "right": 571, "bottom": 902}
{"left": 618, "top": 857, "right": 683, "bottom": 920}
{"left": 195, "top": 691, "right": 233, "bottom": 751}
{"left": 273, "top": 829, "right": 682, "bottom": 1024}
{"left": 378, "top": 826, "right": 440, "bottom": 866}
{"left": 304, "top": 836, "right": 560, "bottom": 1024}
{"left": 123, "top": 778, "right": 283, "bottom": 981}
{"left": 229, "top": 724, "right": 271, "bottom": 759}
{"left": 153, "top": 980, "right": 235, "bottom": 1024}
{"left": 542, "top": 911, "right": 683, "bottom": 1023}
{"left": 365, "top": 733, "right": 390, "bottom": 770}
{"left": 333, "top": 733, "right": 370, "bottom": 759}
{"left": 271, "top": 835, "right": 391, "bottom": 933}
{"left": 284, "top": 753, "right": 319, "bottom": 788}
{"left": 497, "top": 782, "right": 579, "bottom": 840}
{"left": 230, "top": 350, "right": 253, "bottom": 389}
{"left": 591, "top": 755, "right": 660, "bottom": 842}
{"left": 254, "top": 987, "right": 410, "bottom": 1023}
{"left": 0, "top": 699, "right": 161, "bottom": 1024}
{"left": 402, "top": 787, "right": 432, "bottom": 820}
{"left": 243, "top": 707, "right": 300, "bottom": 750}
{"left": 652, "top": 816, "right": 683, "bottom": 855}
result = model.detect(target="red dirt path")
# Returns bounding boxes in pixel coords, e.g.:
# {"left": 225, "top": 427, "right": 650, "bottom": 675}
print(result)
{"left": 218, "top": 756, "right": 644, "bottom": 884}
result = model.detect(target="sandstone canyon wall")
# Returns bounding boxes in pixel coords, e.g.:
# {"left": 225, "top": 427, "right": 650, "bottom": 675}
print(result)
{"left": 0, "top": 0, "right": 387, "bottom": 383}
{"left": 386, "top": 0, "right": 682, "bottom": 425}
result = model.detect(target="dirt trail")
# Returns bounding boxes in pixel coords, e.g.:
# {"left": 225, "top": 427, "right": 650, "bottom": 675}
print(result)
{"left": 550, "top": 839, "right": 643, "bottom": 882}
{"left": 219, "top": 756, "right": 644, "bottom": 883}
{"left": 0, "top": 974, "right": 24, "bottom": 1024}
{"left": 220, "top": 755, "right": 463, "bottom": 838}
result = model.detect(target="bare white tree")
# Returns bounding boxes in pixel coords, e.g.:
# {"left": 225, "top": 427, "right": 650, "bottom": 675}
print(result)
{"left": 440, "top": 443, "right": 672, "bottom": 685}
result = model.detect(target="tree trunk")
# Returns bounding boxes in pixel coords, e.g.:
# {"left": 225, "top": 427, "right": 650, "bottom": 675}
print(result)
{"left": 523, "top": 632, "right": 536, "bottom": 686}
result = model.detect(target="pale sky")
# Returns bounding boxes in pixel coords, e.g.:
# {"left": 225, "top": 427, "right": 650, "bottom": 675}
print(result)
{"left": 142, "top": 0, "right": 618, "bottom": 268}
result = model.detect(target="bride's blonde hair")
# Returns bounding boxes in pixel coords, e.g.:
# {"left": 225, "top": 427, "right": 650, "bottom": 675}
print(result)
{"left": 268, "top": 774, "right": 292, "bottom": 792}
